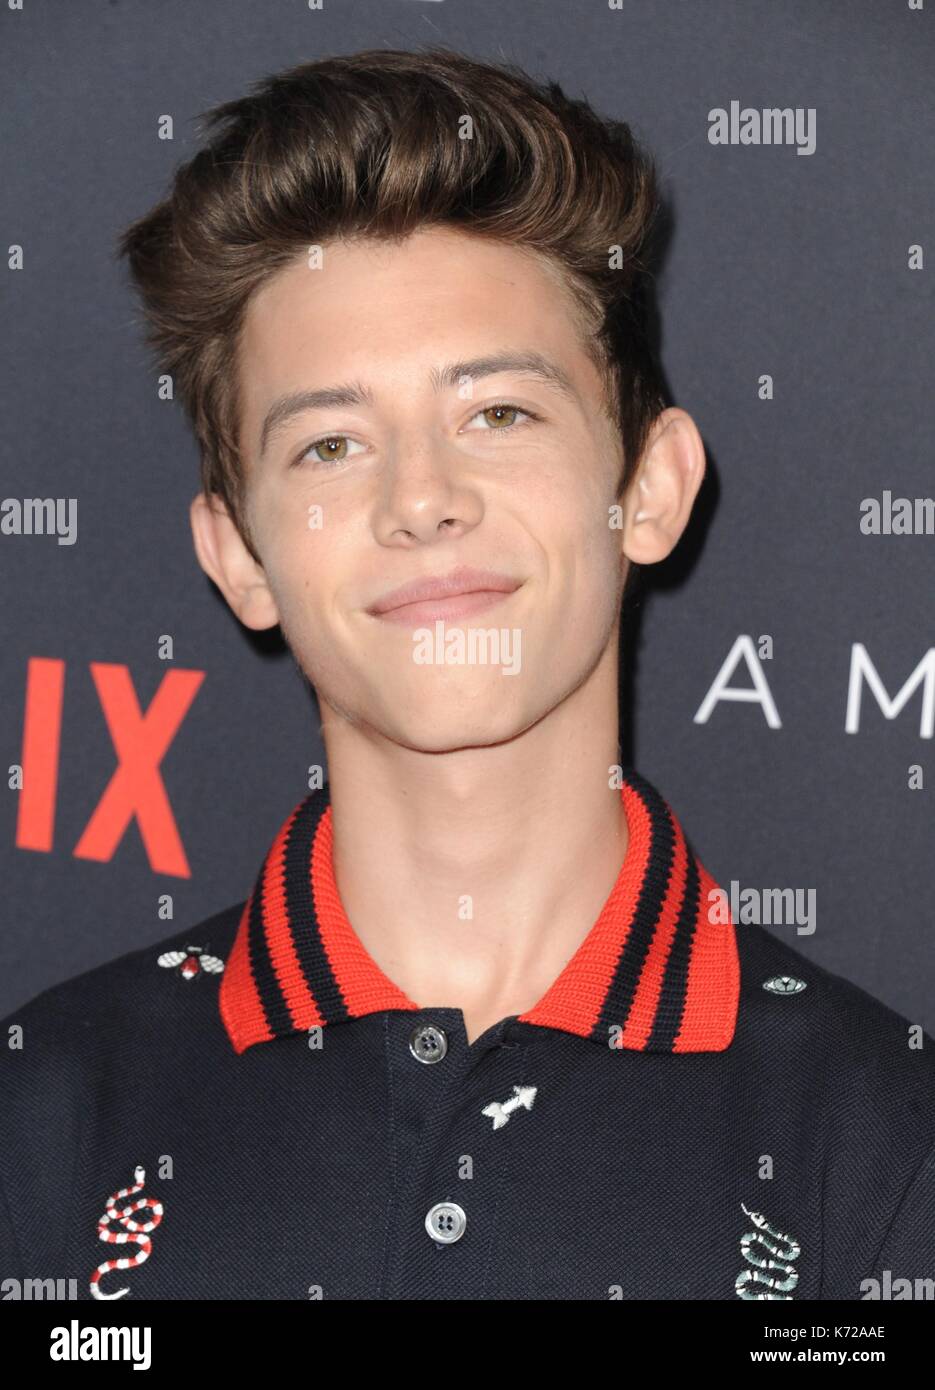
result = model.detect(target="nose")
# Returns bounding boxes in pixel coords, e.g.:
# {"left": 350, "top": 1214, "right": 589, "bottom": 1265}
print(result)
{"left": 371, "top": 434, "right": 484, "bottom": 546}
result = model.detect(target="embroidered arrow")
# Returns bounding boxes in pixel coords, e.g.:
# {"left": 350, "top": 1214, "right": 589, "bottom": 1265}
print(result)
{"left": 481, "top": 1084, "right": 537, "bottom": 1130}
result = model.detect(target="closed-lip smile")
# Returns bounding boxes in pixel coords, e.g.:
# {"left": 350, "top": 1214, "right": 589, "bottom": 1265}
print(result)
{"left": 367, "top": 566, "right": 523, "bottom": 626}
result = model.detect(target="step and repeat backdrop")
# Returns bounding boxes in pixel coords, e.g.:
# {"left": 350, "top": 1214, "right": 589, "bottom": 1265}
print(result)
{"left": 2, "top": 0, "right": 932, "bottom": 1030}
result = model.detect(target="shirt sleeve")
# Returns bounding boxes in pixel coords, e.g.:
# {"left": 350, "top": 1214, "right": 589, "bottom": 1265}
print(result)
{"left": 0, "top": 1166, "right": 25, "bottom": 1284}
{"left": 868, "top": 1137, "right": 935, "bottom": 1283}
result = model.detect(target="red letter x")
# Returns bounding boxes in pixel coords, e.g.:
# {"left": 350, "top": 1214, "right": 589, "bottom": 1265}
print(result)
{"left": 73, "top": 663, "right": 205, "bottom": 877}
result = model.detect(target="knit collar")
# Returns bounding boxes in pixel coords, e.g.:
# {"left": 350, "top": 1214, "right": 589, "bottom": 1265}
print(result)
{"left": 219, "top": 765, "right": 740, "bottom": 1056}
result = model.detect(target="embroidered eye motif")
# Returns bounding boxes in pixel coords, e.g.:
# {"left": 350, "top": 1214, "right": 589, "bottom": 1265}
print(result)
{"left": 157, "top": 945, "right": 225, "bottom": 981}
{"left": 762, "top": 975, "right": 807, "bottom": 996}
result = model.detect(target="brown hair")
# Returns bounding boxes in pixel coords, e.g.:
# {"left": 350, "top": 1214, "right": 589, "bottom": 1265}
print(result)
{"left": 117, "top": 46, "right": 667, "bottom": 574}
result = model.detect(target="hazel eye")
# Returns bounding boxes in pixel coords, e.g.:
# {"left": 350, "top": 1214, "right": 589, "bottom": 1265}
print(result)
{"left": 296, "top": 435, "right": 365, "bottom": 467}
{"left": 463, "top": 402, "right": 537, "bottom": 433}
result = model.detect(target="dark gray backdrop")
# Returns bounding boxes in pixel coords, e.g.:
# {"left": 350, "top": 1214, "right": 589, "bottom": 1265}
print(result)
{"left": 2, "top": 0, "right": 933, "bottom": 1031}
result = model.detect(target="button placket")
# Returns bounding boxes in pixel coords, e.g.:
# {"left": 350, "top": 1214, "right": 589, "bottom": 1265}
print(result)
{"left": 383, "top": 1016, "right": 530, "bottom": 1298}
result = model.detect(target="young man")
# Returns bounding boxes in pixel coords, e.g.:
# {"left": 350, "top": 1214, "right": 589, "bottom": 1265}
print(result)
{"left": 2, "top": 48, "right": 933, "bottom": 1303}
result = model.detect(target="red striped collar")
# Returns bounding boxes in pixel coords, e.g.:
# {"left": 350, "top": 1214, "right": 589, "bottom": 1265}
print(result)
{"left": 219, "top": 766, "right": 740, "bottom": 1055}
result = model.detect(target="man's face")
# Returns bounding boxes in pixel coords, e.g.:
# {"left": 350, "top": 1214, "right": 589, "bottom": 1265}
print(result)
{"left": 235, "top": 226, "right": 630, "bottom": 752}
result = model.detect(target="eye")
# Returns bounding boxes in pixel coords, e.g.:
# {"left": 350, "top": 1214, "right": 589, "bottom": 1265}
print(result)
{"left": 293, "top": 434, "right": 366, "bottom": 468}
{"left": 291, "top": 400, "right": 540, "bottom": 469}
{"left": 462, "top": 401, "right": 539, "bottom": 434}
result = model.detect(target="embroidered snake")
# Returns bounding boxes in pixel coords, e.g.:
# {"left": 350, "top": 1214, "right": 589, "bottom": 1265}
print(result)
{"left": 89, "top": 1164, "right": 164, "bottom": 1300}
{"left": 734, "top": 1202, "right": 800, "bottom": 1299}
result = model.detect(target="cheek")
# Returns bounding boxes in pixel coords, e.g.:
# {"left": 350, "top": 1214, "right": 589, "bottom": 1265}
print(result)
{"left": 546, "top": 489, "right": 623, "bottom": 604}
{"left": 252, "top": 484, "right": 335, "bottom": 602}
{"left": 258, "top": 533, "right": 331, "bottom": 648}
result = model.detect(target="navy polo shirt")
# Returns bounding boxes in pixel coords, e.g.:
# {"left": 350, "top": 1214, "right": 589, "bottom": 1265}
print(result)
{"left": 2, "top": 766, "right": 934, "bottom": 1301}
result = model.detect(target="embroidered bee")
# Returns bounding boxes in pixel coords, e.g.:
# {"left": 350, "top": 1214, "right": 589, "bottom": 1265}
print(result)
{"left": 157, "top": 945, "right": 225, "bottom": 981}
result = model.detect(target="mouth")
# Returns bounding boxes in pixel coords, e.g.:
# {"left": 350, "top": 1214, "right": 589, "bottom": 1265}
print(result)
{"left": 367, "top": 567, "right": 523, "bottom": 627}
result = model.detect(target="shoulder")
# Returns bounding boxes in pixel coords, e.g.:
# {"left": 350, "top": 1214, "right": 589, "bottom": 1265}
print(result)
{"left": 736, "top": 920, "right": 932, "bottom": 1048}
{"left": 0, "top": 903, "right": 245, "bottom": 1275}
{"left": 0, "top": 901, "right": 245, "bottom": 1091}
{"left": 734, "top": 921, "right": 935, "bottom": 1137}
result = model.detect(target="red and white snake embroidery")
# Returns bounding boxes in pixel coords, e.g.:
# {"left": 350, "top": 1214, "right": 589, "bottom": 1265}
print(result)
{"left": 89, "top": 1164, "right": 164, "bottom": 1301}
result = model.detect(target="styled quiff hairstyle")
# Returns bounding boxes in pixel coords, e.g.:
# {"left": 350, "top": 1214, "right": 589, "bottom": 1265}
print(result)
{"left": 117, "top": 46, "right": 667, "bottom": 568}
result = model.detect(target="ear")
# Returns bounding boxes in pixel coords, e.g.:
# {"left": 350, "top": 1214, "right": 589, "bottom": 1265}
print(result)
{"left": 618, "top": 407, "right": 706, "bottom": 564}
{"left": 189, "top": 493, "right": 281, "bottom": 631}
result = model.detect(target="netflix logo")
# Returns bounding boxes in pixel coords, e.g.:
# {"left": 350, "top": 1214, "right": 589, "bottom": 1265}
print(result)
{"left": 11, "top": 657, "right": 205, "bottom": 878}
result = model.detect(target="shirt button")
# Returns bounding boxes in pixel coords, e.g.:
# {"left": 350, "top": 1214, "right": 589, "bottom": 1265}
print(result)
{"left": 425, "top": 1201, "right": 467, "bottom": 1244}
{"left": 408, "top": 1023, "right": 448, "bottom": 1064}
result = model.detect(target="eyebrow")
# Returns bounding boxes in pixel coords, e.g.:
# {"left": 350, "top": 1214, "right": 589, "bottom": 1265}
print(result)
{"left": 257, "top": 350, "right": 579, "bottom": 458}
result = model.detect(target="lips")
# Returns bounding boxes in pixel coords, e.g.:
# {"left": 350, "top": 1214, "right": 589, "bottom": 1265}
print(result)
{"left": 367, "top": 566, "right": 522, "bottom": 626}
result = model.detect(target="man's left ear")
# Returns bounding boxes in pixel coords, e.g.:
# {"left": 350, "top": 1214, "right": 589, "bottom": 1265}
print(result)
{"left": 618, "top": 407, "right": 706, "bottom": 564}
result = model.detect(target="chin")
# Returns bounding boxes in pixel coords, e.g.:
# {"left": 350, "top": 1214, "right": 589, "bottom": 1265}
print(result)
{"left": 378, "top": 694, "right": 536, "bottom": 754}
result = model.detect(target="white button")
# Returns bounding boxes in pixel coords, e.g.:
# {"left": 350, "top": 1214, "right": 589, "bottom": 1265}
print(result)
{"left": 409, "top": 1023, "right": 448, "bottom": 1064}
{"left": 425, "top": 1201, "right": 467, "bottom": 1244}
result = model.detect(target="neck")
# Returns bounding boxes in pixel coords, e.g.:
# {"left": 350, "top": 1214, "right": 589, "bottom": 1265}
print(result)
{"left": 320, "top": 638, "right": 629, "bottom": 1044}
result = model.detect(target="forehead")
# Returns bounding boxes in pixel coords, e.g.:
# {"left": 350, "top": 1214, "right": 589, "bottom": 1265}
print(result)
{"left": 236, "top": 227, "right": 602, "bottom": 424}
